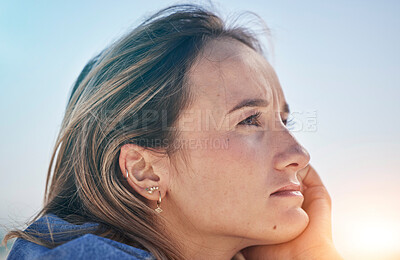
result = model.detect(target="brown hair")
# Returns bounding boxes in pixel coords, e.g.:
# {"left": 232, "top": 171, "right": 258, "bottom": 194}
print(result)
{"left": 4, "top": 4, "right": 267, "bottom": 259}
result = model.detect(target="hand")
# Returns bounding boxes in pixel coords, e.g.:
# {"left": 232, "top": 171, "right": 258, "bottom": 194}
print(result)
{"left": 241, "top": 165, "right": 343, "bottom": 260}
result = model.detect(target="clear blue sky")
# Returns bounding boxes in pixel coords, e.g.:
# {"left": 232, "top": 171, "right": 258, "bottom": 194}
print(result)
{"left": 1, "top": 1, "right": 399, "bottom": 259}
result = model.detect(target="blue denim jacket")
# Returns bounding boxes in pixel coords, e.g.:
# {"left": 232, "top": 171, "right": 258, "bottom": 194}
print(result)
{"left": 7, "top": 214, "right": 156, "bottom": 260}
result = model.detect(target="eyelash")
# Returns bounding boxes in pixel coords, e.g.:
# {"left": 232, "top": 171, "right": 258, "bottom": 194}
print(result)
{"left": 238, "top": 112, "right": 262, "bottom": 127}
{"left": 238, "top": 112, "right": 289, "bottom": 127}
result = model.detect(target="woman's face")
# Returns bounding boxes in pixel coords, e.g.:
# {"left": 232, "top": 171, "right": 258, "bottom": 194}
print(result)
{"left": 165, "top": 38, "right": 310, "bottom": 249}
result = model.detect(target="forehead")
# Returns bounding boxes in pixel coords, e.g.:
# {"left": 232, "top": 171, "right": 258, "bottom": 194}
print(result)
{"left": 187, "top": 38, "right": 284, "bottom": 111}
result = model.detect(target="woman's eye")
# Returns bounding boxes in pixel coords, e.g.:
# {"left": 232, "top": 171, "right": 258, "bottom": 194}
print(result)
{"left": 238, "top": 112, "right": 262, "bottom": 127}
{"left": 282, "top": 116, "right": 295, "bottom": 129}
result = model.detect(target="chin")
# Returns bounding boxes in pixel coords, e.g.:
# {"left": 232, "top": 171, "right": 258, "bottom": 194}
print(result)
{"left": 242, "top": 207, "right": 309, "bottom": 246}
{"left": 272, "top": 207, "right": 309, "bottom": 244}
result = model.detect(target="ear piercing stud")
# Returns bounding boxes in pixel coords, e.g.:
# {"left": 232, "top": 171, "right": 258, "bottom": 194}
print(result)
{"left": 145, "top": 186, "right": 159, "bottom": 194}
{"left": 124, "top": 170, "right": 162, "bottom": 213}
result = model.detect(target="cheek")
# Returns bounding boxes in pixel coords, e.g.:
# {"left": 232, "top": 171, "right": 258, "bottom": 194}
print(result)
{"left": 175, "top": 136, "right": 256, "bottom": 202}
{"left": 224, "top": 131, "right": 273, "bottom": 181}
{"left": 185, "top": 132, "right": 273, "bottom": 206}
{"left": 194, "top": 132, "right": 267, "bottom": 178}
{"left": 227, "top": 131, "right": 265, "bottom": 158}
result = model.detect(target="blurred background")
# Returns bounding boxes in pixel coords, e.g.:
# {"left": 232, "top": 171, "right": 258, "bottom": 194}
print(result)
{"left": 1, "top": 0, "right": 399, "bottom": 259}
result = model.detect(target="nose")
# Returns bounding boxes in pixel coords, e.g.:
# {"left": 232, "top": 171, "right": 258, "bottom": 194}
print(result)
{"left": 272, "top": 131, "right": 310, "bottom": 173}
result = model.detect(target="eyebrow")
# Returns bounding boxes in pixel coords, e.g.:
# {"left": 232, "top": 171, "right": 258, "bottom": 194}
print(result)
{"left": 227, "top": 98, "right": 290, "bottom": 114}
{"left": 228, "top": 98, "right": 269, "bottom": 114}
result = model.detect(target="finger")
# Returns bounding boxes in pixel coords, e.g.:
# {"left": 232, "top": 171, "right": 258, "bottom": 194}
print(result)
{"left": 302, "top": 185, "right": 332, "bottom": 216}
{"left": 300, "top": 166, "right": 333, "bottom": 239}
{"left": 300, "top": 165, "right": 331, "bottom": 210}
{"left": 299, "top": 164, "right": 324, "bottom": 188}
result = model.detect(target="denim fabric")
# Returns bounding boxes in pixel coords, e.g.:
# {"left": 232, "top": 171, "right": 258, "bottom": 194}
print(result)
{"left": 7, "top": 214, "right": 156, "bottom": 260}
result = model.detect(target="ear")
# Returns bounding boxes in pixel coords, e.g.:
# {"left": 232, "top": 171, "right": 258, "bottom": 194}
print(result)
{"left": 119, "top": 143, "right": 170, "bottom": 201}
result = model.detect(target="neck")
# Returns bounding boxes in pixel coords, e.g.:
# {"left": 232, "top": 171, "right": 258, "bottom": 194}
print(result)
{"left": 159, "top": 209, "right": 251, "bottom": 260}
{"left": 172, "top": 229, "right": 247, "bottom": 260}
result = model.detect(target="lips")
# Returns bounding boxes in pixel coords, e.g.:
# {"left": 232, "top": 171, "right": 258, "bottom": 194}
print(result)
{"left": 270, "top": 183, "right": 301, "bottom": 196}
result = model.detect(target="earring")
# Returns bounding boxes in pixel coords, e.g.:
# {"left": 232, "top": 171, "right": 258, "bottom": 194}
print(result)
{"left": 155, "top": 191, "right": 163, "bottom": 213}
{"left": 125, "top": 169, "right": 129, "bottom": 179}
{"left": 145, "top": 186, "right": 159, "bottom": 194}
